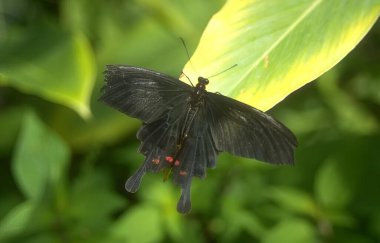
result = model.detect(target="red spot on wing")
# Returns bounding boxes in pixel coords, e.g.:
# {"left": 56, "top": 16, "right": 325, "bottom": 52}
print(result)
{"left": 174, "top": 160, "right": 180, "bottom": 166}
{"left": 165, "top": 156, "right": 174, "bottom": 163}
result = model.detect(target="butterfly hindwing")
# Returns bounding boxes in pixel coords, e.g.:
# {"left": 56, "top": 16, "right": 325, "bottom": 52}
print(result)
{"left": 125, "top": 112, "right": 184, "bottom": 192}
{"left": 124, "top": 97, "right": 218, "bottom": 214}
{"left": 171, "top": 106, "right": 217, "bottom": 213}
{"left": 205, "top": 92, "right": 297, "bottom": 164}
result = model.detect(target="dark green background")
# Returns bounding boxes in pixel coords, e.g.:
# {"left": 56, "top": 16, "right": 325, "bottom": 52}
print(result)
{"left": 0, "top": 1, "right": 379, "bottom": 242}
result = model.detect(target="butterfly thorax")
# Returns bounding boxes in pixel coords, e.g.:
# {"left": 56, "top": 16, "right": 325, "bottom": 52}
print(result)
{"left": 176, "top": 77, "right": 209, "bottom": 151}
{"left": 190, "top": 77, "right": 209, "bottom": 108}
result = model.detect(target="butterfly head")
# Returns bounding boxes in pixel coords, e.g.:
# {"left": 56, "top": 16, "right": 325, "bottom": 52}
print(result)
{"left": 191, "top": 77, "right": 209, "bottom": 102}
{"left": 196, "top": 77, "right": 209, "bottom": 90}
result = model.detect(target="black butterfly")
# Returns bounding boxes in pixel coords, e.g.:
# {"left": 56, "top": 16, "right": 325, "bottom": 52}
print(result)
{"left": 100, "top": 65, "right": 297, "bottom": 213}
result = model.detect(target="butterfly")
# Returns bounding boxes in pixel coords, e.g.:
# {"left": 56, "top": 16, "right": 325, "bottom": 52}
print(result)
{"left": 100, "top": 65, "right": 297, "bottom": 213}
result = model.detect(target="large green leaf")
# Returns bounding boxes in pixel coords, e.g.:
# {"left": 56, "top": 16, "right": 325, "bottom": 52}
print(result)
{"left": 12, "top": 111, "right": 70, "bottom": 200}
{"left": 181, "top": 0, "right": 380, "bottom": 111}
{"left": 0, "top": 26, "right": 96, "bottom": 118}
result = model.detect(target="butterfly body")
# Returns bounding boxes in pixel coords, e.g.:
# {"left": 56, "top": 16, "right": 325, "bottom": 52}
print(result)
{"left": 101, "top": 65, "right": 297, "bottom": 213}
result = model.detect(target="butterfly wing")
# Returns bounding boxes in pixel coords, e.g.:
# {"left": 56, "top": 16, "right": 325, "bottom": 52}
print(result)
{"left": 125, "top": 102, "right": 218, "bottom": 214}
{"left": 100, "top": 65, "right": 192, "bottom": 123}
{"left": 170, "top": 106, "right": 218, "bottom": 213}
{"left": 205, "top": 92, "right": 297, "bottom": 164}
{"left": 101, "top": 65, "right": 296, "bottom": 214}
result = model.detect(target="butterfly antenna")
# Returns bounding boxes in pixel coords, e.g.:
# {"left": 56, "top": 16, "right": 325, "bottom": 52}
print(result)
{"left": 181, "top": 71, "right": 194, "bottom": 87}
{"left": 180, "top": 38, "right": 188, "bottom": 55}
{"left": 207, "top": 64, "right": 238, "bottom": 79}
{"left": 180, "top": 37, "right": 198, "bottom": 86}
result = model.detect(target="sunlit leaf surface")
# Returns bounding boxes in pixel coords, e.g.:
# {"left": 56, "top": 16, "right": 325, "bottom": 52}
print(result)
{"left": 181, "top": 0, "right": 380, "bottom": 111}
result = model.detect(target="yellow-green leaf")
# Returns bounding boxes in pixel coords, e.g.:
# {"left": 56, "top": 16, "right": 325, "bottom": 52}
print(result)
{"left": 181, "top": 0, "right": 380, "bottom": 111}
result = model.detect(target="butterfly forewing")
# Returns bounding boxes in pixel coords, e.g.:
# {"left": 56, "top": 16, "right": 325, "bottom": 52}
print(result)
{"left": 205, "top": 92, "right": 297, "bottom": 164}
{"left": 101, "top": 65, "right": 192, "bottom": 123}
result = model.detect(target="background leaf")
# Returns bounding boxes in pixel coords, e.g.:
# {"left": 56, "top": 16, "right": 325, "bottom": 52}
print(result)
{"left": 0, "top": 26, "right": 96, "bottom": 118}
{"left": 110, "top": 204, "right": 164, "bottom": 243}
{"left": 266, "top": 186, "right": 317, "bottom": 217}
{"left": 12, "top": 111, "right": 70, "bottom": 200}
{"left": 315, "top": 159, "right": 352, "bottom": 209}
{"left": 262, "top": 218, "right": 316, "bottom": 243}
{"left": 181, "top": 0, "right": 380, "bottom": 111}
{"left": 0, "top": 201, "right": 35, "bottom": 240}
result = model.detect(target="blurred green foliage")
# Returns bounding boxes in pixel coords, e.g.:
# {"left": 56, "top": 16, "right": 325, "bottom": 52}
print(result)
{"left": 0, "top": 0, "right": 379, "bottom": 242}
